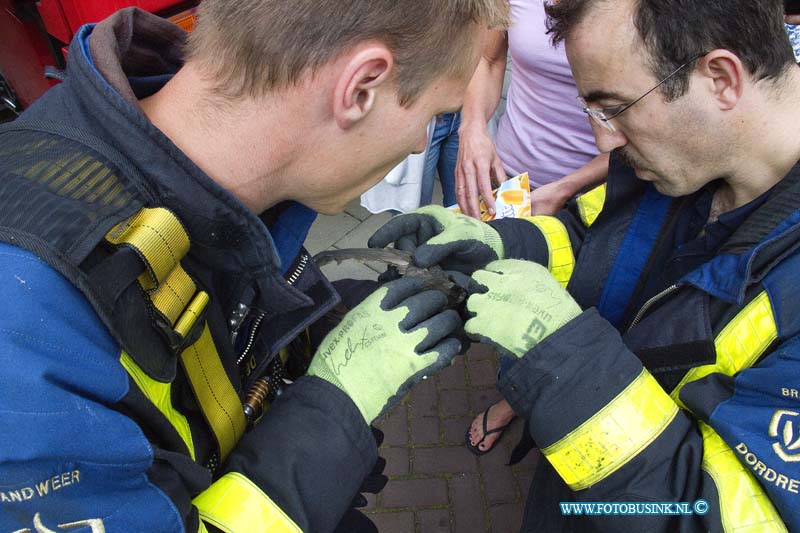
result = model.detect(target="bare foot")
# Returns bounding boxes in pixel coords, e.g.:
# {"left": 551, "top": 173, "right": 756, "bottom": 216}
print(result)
{"left": 468, "top": 399, "right": 516, "bottom": 452}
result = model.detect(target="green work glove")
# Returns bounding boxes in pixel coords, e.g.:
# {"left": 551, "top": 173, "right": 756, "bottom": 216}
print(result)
{"left": 307, "top": 277, "right": 462, "bottom": 423}
{"left": 368, "top": 205, "right": 504, "bottom": 274}
{"left": 465, "top": 260, "right": 582, "bottom": 358}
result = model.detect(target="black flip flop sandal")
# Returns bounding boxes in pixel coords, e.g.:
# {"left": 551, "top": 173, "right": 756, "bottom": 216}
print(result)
{"left": 465, "top": 405, "right": 511, "bottom": 456}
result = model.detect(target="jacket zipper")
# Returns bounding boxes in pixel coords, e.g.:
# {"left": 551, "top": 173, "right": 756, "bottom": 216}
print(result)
{"left": 232, "top": 250, "right": 310, "bottom": 367}
{"left": 627, "top": 284, "right": 680, "bottom": 332}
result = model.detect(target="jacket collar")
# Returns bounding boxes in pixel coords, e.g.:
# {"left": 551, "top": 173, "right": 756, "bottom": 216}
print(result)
{"left": 682, "top": 162, "right": 800, "bottom": 303}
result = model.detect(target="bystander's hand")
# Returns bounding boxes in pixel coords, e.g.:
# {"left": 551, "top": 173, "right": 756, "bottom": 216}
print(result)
{"left": 307, "top": 277, "right": 462, "bottom": 423}
{"left": 455, "top": 120, "right": 507, "bottom": 219}
{"left": 530, "top": 180, "right": 570, "bottom": 215}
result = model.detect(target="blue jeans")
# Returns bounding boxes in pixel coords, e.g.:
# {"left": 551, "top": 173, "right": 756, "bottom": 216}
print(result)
{"left": 421, "top": 112, "right": 461, "bottom": 207}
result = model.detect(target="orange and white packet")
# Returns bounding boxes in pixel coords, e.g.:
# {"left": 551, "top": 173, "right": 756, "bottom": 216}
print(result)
{"left": 448, "top": 173, "right": 531, "bottom": 221}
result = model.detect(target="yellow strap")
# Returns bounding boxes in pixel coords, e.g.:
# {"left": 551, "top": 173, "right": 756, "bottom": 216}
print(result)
{"left": 180, "top": 322, "right": 246, "bottom": 461}
{"left": 671, "top": 291, "right": 777, "bottom": 409}
{"left": 120, "top": 351, "right": 196, "bottom": 460}
{"left": 193, "top": 472, "right": 302, "bottom": 533}
{"left": 520, "top": 216, "right": 575, "bottom": 288}
{"left": 150, "top": 266, "right": 197, "bottom": 327}
{"left": 106, "top": 207, "right": 190, "bottom": 290}
{"left": 107, "top": 208, "right": 246, "bottom": 461}
{"left": 542, "top": 369, "right": 679, "bottom": 491}
{"left": 699, "top": 422, "right": 787, "bottom": 532}
{"left": 576, "top": 183, "right": 607, "bottom": 228}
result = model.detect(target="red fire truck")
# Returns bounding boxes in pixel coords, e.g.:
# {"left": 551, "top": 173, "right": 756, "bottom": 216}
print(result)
{"left": 0, "top": 0, "right": 198, "bottom": 121}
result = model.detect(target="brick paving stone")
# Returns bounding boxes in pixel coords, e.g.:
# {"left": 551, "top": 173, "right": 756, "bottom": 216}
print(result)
{"left": 449, "top": 474, "right": 487, "bottom": 533}
{"left": 376, "top": 404, "right": 409, "bottom": 447}
{"left": 409, "top": 378, "right": 439, "bottom": 417}
{"left": 468, "top": 359, "right": 499, "bottom": 388}
{"left": 436, "top": 357, "right": 467, "bottom": 389}
{"left": 418, "top": 509, "right": 451, "bottom": 533}
{"left": 515, "top": 471, "right": 533, "bottom": 503}
{"left": 368, "top": 511, "right": 415, "bottom": 533}
{"left": 411, "top": 416, "right": 441, "bottom": 446}
{"left": 466, "top": 343, "right": 497, "bottom": 361}
{"left": 440, "top": 389, "right": 470, "bottom": 417}
{"left": 305, "top": 212, "right": 360, "bottom": 255}
{"left": 479, "top": 446, "right": 519, "bottom": 503}
{"left": 381, "top": 446, "right": 410, "bottom": 477}
{"left": 442, "top": 415, "right": 473, "bottom": 445}
{"left": 413, "top": 446, "right": 477, "bottom": 474}
{"left": 469, "top": 388, "right": 504, "bottom": 414}
{"left": 489, "top": 502, "right": 524, "bottom": 533}
{"left": 382, "top": 478, "right": 449, "bottom": 508}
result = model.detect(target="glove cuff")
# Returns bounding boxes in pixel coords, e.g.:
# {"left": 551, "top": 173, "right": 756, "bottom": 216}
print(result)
{"left": 307, "top": 365, "right": 370, "bottom": 423}
{"left": 482, "top": 224, "right": 505, "bottom": 259}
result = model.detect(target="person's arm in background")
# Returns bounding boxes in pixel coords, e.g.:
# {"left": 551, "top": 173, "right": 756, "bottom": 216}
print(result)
{"left": 456, "top": 29, "right": 509, "bottom": 219}
{"left": 531, "top": 152, "right": 609, "bottom": 215}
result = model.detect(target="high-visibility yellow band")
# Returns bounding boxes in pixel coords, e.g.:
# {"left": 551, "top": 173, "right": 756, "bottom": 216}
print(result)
{"left": 576, "top": 183, "right": 607, "bottom": 228}
{"left": 671, "top": 291, "right": 777, "bottom": 409}
{"left": 542, "top": 369, "right": 679, "bottom": 491}
{"left": 106, "top": 207, "right": 190, "bottom": 291}
{"left": 120, "top": 351, "right": 195, "bottom": 460}
{"left": 194, "top": 472, "right": 302, "bottom": 533}
{"left": 180, "top": 324, "right": 246, "bottom": 461}
{"left": 521, "top": 216, "right": 575, "bottom": 288}
{"left": 699, "top": 422, "right": 786, "bottom": 532}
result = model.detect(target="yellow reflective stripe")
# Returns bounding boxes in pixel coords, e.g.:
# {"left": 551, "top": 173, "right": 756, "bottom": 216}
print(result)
{"left": 671, "top": 291, "right": 777, "bottom": 409}
{"left": 119, "top": 351, "right": 196, "bottom": 460}
{"left": 194, "top": 472, "right": 301, "bottom": 533}
{"left": 542, "top": 369, "right": 679, "bottom": 491}
{"left": 521, "top": 216, "right": 575, "bottom": 287}
{"left": 180, "top": 323, "right": 246, "bottom": 461}
{"left": 198, "top": 520, "right": 209, "bottom": 533}
{"left": 576, "top": 183, "right": 607, "bottom": 227}
{"left": 699, "top": 423, "right": 786, "bottom": 532}
{"left": 150, "top": 266, "right": 197, "bottom": 326}
{"left": 106, "top": 207, "right": 190, "bottom": 290}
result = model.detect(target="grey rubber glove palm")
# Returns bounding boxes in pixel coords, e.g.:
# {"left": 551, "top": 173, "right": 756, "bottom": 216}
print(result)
{"left": 307, "top": 277, "right": 462, "bottom": 423}
{"left": 465, "top": 260, "right": 582, "bottom": 358}
{"left": 368, "top": 205, "right": 504, "bottom": 274}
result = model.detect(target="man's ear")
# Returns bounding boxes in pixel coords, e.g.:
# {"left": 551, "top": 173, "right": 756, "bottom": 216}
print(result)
{"left": 697, "top": 49, "right": 745, "bottom": 111}
{"left": 333, "top": 43, "right": 394, "bottom": 129}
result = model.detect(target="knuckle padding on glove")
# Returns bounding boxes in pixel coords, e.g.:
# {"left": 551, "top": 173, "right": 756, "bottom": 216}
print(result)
{"left": 379, "top": 277, "right": 425, "bottom": 309}
{"left": 395, "top": 235, "right": 419, "bottom": 253}
{"left": 368, "top": 214, "right": 443, "bottom": 249}
{"left": 411, "top": 309, "right": 462, "bottom": 353}
{"left": 397, "top": 290, "right": 448, "bottom": 331}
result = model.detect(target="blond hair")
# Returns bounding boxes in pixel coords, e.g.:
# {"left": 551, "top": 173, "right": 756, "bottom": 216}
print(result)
{"left": 186, "top": 0, "right": 509, "bottom": 105}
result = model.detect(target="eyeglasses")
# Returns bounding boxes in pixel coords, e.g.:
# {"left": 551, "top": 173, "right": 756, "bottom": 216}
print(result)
{"left": 578, "top": 52, "right": 707, "bottom": 133}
